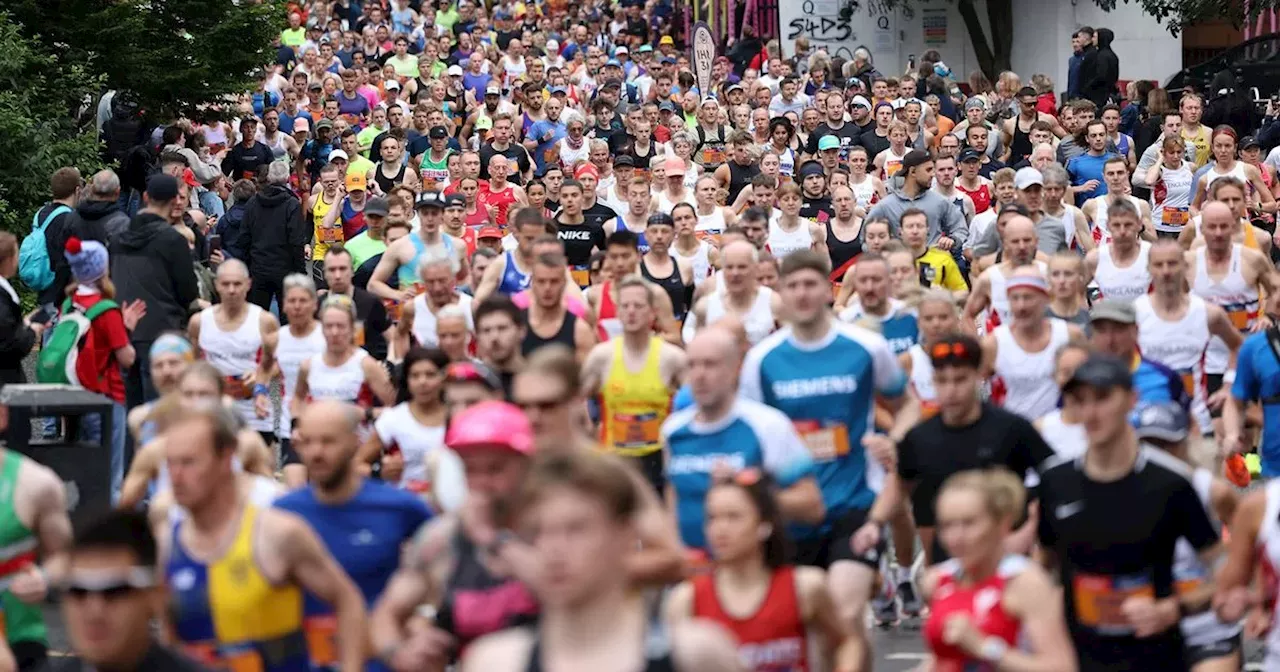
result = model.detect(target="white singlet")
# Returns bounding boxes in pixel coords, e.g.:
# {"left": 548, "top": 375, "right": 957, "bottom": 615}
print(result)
{"left": 1093, "top": 240, "right": 1151, "bottom": 302}
{"left": 766, "top": 213, "right": 814, "bottom": 259}
{"left": 198, "top": 304, "right": 271, "bottom": 433}
{"left": 1134, "top": 294, "right": 1211, "bottom": 431}
{"left": 1175, "top": 468, "right": 1241, "bottom": 647}
{"left": 993, "top": 319, "right": 1069, "bottom": 420}
{"left": 849, "top": 175, "right": 877, "bottom": 208}
{"left": 1191, "top": 244, "right": 1258, "bottom": 374}
{"left": 880, "top": 146, "right": 909, "bottom": 179}
{"left": 695, "top": 206, "right": 730, "bottom": 240}
{"left": 411, "top": 294, "right": 474, "bottom": 349}
{"left": 987, "top": 261, "right": 1049, "bottom": 327}
{"left": 306, "top": 349, "right": 372, "bottom": 405}
{"left": 705, "top": 286, "right": 777, "bottom": 345}
{"left": 373, "top": 403, "right": 448, "bottom": 490}
{"left": 672, "top": 240, "right": 713, "bottom": 287}
{"left": 657, "top": 190, "right": 695, "bottom": 216}
{"left": 1151, "top": 163, "right": 1195, "bottom": 234}
{"left": 1089, "top": 194, "right": 1146, "bottom": 243}
{"left": 556, "top": 138, "right": 590, "bottom": 169}
{"left": 1203, "top": 161, "right": 1251, "bottom": 199}
{"left": 1061, "top": 206, "right": 1078, "bottom": 249}
{"left": 907, "top": 344, "right": 936, "bottom": 407}
{"left": 275, "top": 323, "right": 326, "bottom": 440}
{"left": 1256, "top": 480, "right": 1280, "bottom": 670}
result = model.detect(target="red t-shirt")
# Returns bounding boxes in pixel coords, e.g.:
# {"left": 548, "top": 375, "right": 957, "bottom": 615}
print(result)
{"left": 69, "top": 291, "right": 129, "bottom": 404}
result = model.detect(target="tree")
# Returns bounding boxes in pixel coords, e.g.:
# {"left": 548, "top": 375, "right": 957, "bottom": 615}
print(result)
{"left": 0, "top": 12, "right": 103, "bottom": 277}
{"left": 8, "top": 0, "right": 287, "bottom": 122}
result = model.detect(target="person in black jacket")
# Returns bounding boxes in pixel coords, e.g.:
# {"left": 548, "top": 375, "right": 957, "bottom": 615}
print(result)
{"left": 0, "top": 233, "right": 42, "bottom": 450}
{"left": 50, "top": 510, "right": 211, "bottom": 672}
{"left": 65, "top": 169, "right": 131, "bottom": 245}
{"left": 220, "top": 117, "right": 274, "bottom": 181}
{"left": 213, "top": 179, "right": 257, "bottom": 262}
{"left": 110, "top": 174, "right": 199, "bottom": 406}
{"left": 1203, "top": 69, "right": 1260, "bottom": 141}
{"left": 236, "top": 161, "right": 308, "bottom": 313}
{"left": 1078, "top": 27, "right": 1119, "bottom": 108}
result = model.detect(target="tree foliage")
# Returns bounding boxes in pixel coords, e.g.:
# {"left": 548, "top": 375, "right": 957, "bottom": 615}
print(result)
{"left": 8, "top": 0, "right": 287, "bottom": 122}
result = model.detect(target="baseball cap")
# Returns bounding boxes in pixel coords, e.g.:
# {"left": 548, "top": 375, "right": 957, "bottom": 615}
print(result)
{"left": 850, "top": 95, "right": 871, "bottom": 109}
{"left": 444, "top": 193, "right": 466, "bottom": 208}
{"left": 308, "top": 81, "right": 323, "bottom": 91}
{"left": 613, "top": 154, "right": 635, "bottom": 168}
{"left": 475, "top": 116, "right": 493, "bottom": 131}
{"left": 550, "top": 86, "right": 568, "bottom": 95}
{"left": 429, "top": 125, "right": 449, "bottom": 139}
{"left": 1090, "top": 299, "right": 1137, "bottom": 325}
{"left": 817, "top": 135, "right": 840, "bottom": 151}
{"left": 478, "top": 226, "right": 504, "bottom": 239}
{"left": 485, "top": 84, "right": 502, "bottom": 96}
{"left": 660, "top": 56, "right": 677, "bottom": 65}
{"left": 146, "top": 174, "right": 180, "bottom": 203}
{"left": 445, "top": 401, "right": 534, "bottom": 456}
{"left": 364, "top": 196, "right": 391, "bottom": 218}
{"left": 1063, "top": 353, "right": 1133, "bottom": 394}
{"left": 638, "top": 44, "right": 653, "bottom": 53}
{"left": 315, "top": 118, "right": 333, "bottom": 130}
{"left": 727, "top": 83, "right": 744, "bottom": 93}
{"left": 1015, "top": 167, "right": 1044, "bottom": 190}
{"left": 447, "top": 65, "right": 464, "bottom": 77}
{"left": 663, "top": 156, "right": 686, "bottom": 176}
{"left": 605, "top": 58, "right": 621, "bottom": 67}
{"left": 658, "top": 100, "right": 676, "bottom": 113}
{"left": 328, "top": 148, "right": 349, "bottom": 162}
{"left": 965, "top": 97, "right": 987, "bottom": 111}
{"left": 415, "top": 191, "right": 446, "bottom": 210}
{"left": 660, "top": 35, "right": 674, "bottom": 45}
{"left": 900, "top": 149, "right": 932, "bottom": 172}
{"left": 293, "top": 118, "right": 310, "bottom": 133}
{"left": 1131, "top": 401, "right": 1190, "bottom": 443}
{"left": 1243, "top": 135, "right": 1262, "bottom": 150}
{"left": 958, "top": 148, "right": 982, "bottom": 163}
{"left": 385, "top": 79, "right": 400, "bottom": 91}
{"left": 445, "top": 360, "right": 503, "bottom": 391}
{"left": 615, "top": 46, "right": 629, "bottom": 55}
{"left": 345, "top": 172, "right": 366, "bottom": 191}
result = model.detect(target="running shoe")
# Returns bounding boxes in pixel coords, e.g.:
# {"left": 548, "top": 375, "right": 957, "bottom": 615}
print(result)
{"left": 898, "top": 578, "right": 924, "bottom": 627}
{"left": 871, "top": 566, "right": 899, "bottom": 628}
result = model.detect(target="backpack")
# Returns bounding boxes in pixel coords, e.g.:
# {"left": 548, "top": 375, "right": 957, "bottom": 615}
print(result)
{"left": 36, "top": 297, "right": 119, "bottom": 386}
{"left": 18, "top": 204, "right": 72, "bottom": 291}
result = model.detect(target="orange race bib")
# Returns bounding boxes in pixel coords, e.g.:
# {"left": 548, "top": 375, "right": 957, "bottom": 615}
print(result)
{"left": 182, "top": 643, "right": 265, "bottom": 672}
{"left": 693, "top": 230, "right": 722, "bottom": 246}
{"left": 611, "top": 411, "right": 663, "bottom": 455}
{"left": 317, "top": 225, "right": 343, "bottom": 244}
{"left": 570, "top": 265, "right": 590, "bottom": 288}
{"left": 224, "top": 375, "right": 254, "bottom": 400}
{"left": 1072, "top": 572, "right": 1154, "bottom": 633}
{"left": 1175, "top": 577, "right": 1205, "bottom": 597}
{"left": 1226, "top": 307, "right": 1255, "bottom": 331}
{"left": 701, "top": 146, "right": 726, "bottom": 165}
{"left": 885, "top": 160, "right": 903, "bottom": 178}
{"left": 1161, "top": 206, "right": 1190, "bottom": 228}
{"left": 793, "top": 420, "right": 851, "bottom": 462}
{"left": 303, "top": 615, "right": 338, "bottom": 667}
{"left": 1179, "top": 369, "right": 1197, "bottom": 398}
{"left": 354, "top": 320, "right": 366, "bottom": 347}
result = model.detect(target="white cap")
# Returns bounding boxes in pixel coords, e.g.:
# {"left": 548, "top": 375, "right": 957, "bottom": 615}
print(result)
{"left": 447, "top": 65, "right": 463, "bottom": 77}
{"left": 385, "top": 79, "right": 400, "bottom": 90}
{"left": 1015, "top": 167, "right": 1044, "bottom": 190}
{"left": 615, "top": 46, "right": 629, "bottom": 54}
{"left": 850, "top": 95, "right": 871, "bottom": 109}
{"left": 328, "top": 149, "right": 349, "bottom": 161}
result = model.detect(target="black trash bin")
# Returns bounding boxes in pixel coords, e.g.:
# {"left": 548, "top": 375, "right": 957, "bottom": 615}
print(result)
{"left": 0, "top": 385, "right": 114, "bottom": 530}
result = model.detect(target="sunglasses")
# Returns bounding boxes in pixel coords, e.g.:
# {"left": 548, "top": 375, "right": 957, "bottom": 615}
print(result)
{"left": 931, "top": 341, "right": 970, "bottom": 359}
{"left": 516, "top": 396, "right": 566, "bottom": 412}
{"left": 60, "top": 567, "right": 156, "bottom": 601}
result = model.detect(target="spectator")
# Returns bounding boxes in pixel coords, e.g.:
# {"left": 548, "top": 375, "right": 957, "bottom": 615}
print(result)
{"left": 236, "top": 161, "right": 308, "bottom": 312}
{"left": 213, "top": 179, "right": 258, "bottom": 262}
{"left": 1078, "top": 28, "right": 1119, "bottom": 108}
{"left": 36, "top": 167, "right": 83, "bottom": 319}
{"left": 110, "top": 174, "right": 199, "bottom": 405}
{"left": 865, "top": 150, "right": 967, "bottom": 248}
{"left": 0, "top": 232, "right": 42, "bottom": 450}
{"left": 220, "top": 117, "right": 274, "bottom": 181}
{"left": 1203, "top": 69, "right": 1260, "bottom": 141}
{"left": 1135, "top": 87, "right": 1174, "bottom": 159}
{"left": 66, "top": 170, "right": 131, "bottom": 245}
{"left": 1120, "top": 80, "right": 1153, "bottom": 137}
{"left": 1066, "top": 27, "right": 1093, "bottom": 101}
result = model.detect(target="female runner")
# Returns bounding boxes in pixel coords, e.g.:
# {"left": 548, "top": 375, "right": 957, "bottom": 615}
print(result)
{"left": 1144, "top": 136, "right": 1196, "bottom": 239}
{"left": 361, "top": 346, "right": 465, "bottom": 513}
{"left": 665, "top": 471, "right": 859, "bottom": 672}
{"left": 273, "top": 273, "right": 325, "bottom": 487}
{"left": 1191, "top": 125, "right": 1275, "bottom": 215}
{"left": 922, "top": 469, "right": 1076, "bottom": 671}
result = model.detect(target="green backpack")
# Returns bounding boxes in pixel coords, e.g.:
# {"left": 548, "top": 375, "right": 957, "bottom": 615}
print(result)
{"left": 35, "top": 298, "right": 119, "bottom": 386}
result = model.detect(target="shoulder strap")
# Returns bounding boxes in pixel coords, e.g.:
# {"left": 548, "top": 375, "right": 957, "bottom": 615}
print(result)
{"left": 83, "top": 299, "right": 118, "bottom": 321}
{"left": 32, "top": 204, "right": 71, "bottom": 232}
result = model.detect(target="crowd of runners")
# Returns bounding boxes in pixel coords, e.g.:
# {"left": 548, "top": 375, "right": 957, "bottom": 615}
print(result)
{"left": 8, "top": 2, "right": 1280, "bottom": 671}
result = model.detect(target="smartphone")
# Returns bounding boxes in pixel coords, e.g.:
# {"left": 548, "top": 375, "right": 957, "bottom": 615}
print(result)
{"left": 907, "top": 54, "right": 916, "bottom": 70}
{"left": 208, "top": 234, "right": 222, "bottom": 253}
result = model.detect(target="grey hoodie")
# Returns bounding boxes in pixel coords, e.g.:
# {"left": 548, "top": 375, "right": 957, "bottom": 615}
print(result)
{"left": 864, "top": 181, "right": 968, "bottom": 246}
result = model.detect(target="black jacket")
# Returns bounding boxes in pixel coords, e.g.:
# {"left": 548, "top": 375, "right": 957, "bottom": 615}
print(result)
{"left": 110, "top": 212, "right": 199, "bottom": 343}
{"left": 235, "top": 184, "right": 308, "bottom": 280}
{"left": 1203, "top": 71, "right": 1260, "bottom": 140}
{"left": 1078, "top": 30, "right": 1119, "bottom": 108}
{"left": 0, "top": 282, "right": 36, "bottom": 387}
{"left": 215, "top": 201, "right": 251, "bottom": 262}
{"left": 65, "top": 198, "right": 131, "bottom": 246}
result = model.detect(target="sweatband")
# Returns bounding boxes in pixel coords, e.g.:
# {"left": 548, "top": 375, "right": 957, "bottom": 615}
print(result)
{"left": 1006, "top": 275, "right": 1049, "bottom": 294}
{"left": 150, "top": 334, "right": 194, "bottom": 361}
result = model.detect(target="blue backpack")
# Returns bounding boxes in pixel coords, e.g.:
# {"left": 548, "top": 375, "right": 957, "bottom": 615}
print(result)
{"left": 18, "top": 204, "right": 72, "bottom": 291}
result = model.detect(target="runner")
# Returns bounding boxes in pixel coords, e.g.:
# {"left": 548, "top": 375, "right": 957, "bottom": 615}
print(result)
{"left": 276, "top": 400, "right": 433, "bottom": 671}
{"left": 670, "top": 203, "right": 719, "bottom": 289}
{"left": 477, "top": 155, "right": 527, "bottom": 229}
{"left": 962, "top": 217, "right": 1047, "bottom": 333}
{"left": 521, "top": 251, "right": 596, "bottom": 359}
{"left": 604, "top": 177, "right": 656, "bottom": 252}
{"left": 396, "top": 247, "right": 473, "bottom": 352}
{"left": 768, "top": 183, "right": 826, "bottom": 259}
{"left": 272, "top": 274, "right": 326, "bottom": 488}
{"left": 689, "top": 240, "right": 782, "bottom": 345}
{"left": 552, "top": 179, "right": 607, "bottom": 288}
{"left": 1083, "top": 199, "right": 1151, "bottom": 302}
{"left": 982, "top": 265, "right": 1082, "bottom": 420}
{"left": 692, "top": 175, "right": 737, "bottom": 243}
{"left": 1045, "top": 252, "right": 1092, "bottom": 332}
{"left": 586, "top": 231, "right": 680, "bottom": 343}
{"left": 899, "top": 209, "right": 968, "bottom": 297}
{"left": 640, "top": 213, "right": 695, "bottom": 323}
{"left": 474, "top": 296, "right": 527, "bottom": 398}
{"left": 742, "top": 250, "right": 917, "bottom": 668}
{"left": 1081, "top": 157, "right": 1155, "bottom": 244}
{"left": 1190, "top": 125, "right": 1276, "bottom": 215}
{"left": 1179, "top": 177, "right": 1272, "bottom": 256}
{"left": 898, "top": 289, "right": 961, "bottom": 416}
{"left": 581, "top": 275, "right": 687, "bottom": 492}
{"left": 367, "top": 191, "right": 468, "bottom": 304}
{"left": 833, "top": 218, "right": 893, "bottom": 313}
{"left": 309, "top": 165, "right": 344, "bottom": 285}
{"left": 664, "top": 473, "right": 859, "bottom": 672}
{"left": 1033, "top": 339, "right": 1092, "bottom": 460}
{"left": 1145, "top": 135, "right": 1195, "bottom": 239}
{"left": 474, "top": 209, "right": 575, "bottom": 300}
{"left": 187, "top": 260, "right": 279, "bottom": 442}
{"left": 838, "top": 253, "right": 919, "bottom": 356}
{"left": 124, "top": 333, "right": 196, "bottom": 446}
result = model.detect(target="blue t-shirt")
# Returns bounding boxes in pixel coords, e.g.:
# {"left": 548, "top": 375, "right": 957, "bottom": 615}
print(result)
{"left": 336, "top": 91, "right": 370, "bottom": 118}
{"left": 1233, "top": 332, "right": 1280, "bottom": 476}
{"left": 662, "top": 398, "right": 816, "bottom": 549}
{"left": 1065, "top": 152, "right": 1119, "bottom": 205}
{"left": 739, "top": 322, "right": 908, "bottom": 539}
{"left": 1132, "top": 355, "right": 1192, "bottom": 415}
{"left": 838, "top": 300, "right": 919, "bottom": 355}
{"left": 528, "top": 120, "right": 567, "bottom": 176}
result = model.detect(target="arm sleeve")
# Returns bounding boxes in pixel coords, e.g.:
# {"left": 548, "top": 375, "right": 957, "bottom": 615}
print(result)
{"left": 1015, "top": 417, "right": 1056, "bottom": 476}
{"left": 0, "top": 302, "right": 36, "bottom": 366}
{"left": 896, "top": 431, "right": 919, "bottom": 481}
{"left": 943, "top": 201, "right": 967, "bottom": 245}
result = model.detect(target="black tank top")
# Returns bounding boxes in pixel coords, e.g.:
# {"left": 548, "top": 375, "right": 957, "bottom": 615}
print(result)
{"left": 411, "top": 76, "right": 433, "bottom": 104}
{"left": 825, "top": 219, "right": 863, "bottom": 275}
{"left": 523, "top": 619, "right": 676, "bottom": 672}
{"left": 522, "top": 310, "right": 578, "bottom": 355}
{"left": 641, "top": 257, "right": 689, "bottom": 322}
{"left": 434, "top": 529, "right": 540, "bottom": 652}
{"left": 1009, "top": 116, "right": 1035, "bottom": 167}
{"left": 726, "top": 160, "right": 761, "bottom": 204}
{"left": 374, "top": 162, "right": 407, "bottom": 194}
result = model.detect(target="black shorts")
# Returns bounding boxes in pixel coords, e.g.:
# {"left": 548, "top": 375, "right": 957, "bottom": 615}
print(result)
{"left": 1184, "top": 633, "right": 1241, "bottom": 667}
{"left": 280, "top": 438, "right": 302, "bottom": 466}
{"left": 789, "top": 508, "right": 883, "bottom": 570}
{"left": 1207, "top": 374, "right": 1225, "bottom": 419}
{"left": 622, "top": 452, "right": 665, "bottom": 497}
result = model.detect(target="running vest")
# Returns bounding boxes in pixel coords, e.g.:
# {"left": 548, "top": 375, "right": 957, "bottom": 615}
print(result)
{"left": 340, "top": 197, "right": 366, "bottom": 241}
{"left": 167, "top": 505, "right": 308, "bottom": 672}
{"left": 694, "top": 125, "right": 728, "bottom": 168}
{"left": 614, "top": 215, "right": 651, "bottom": 253}
{"left": 1093, "top": 241, "right": 1152, "bottom": 302}
{"left": 1204, "top": 161, "right": 1251, "bottom": 200}
{"left": 306, "top": 349, "right": 373, "bottom": 407}
{"left": 1134, "top": 294, "right": 1211, "bottom": 431}
{"left": 657, "top": 189, "right": 694, "bottom": 216}
{"left": 397, "top": 233, "right": 457, "bottom": 290}
{"left": 825, "top": 220, "right": 863, "bottom": 283}
{"left": 850, "top": 176, "right": 878, "bottom": 209}
{"left": 312, "top": 192, "right": 340, "bottom": 261}
{"left": 694, "top": 207, "right": 729, "bottom": 244}
{"left": 907, "top": 344, "right": 938, "bottom": 415}
{"left": 372, "top": 403, "right": 446, "bottom": 489}
{"left": 925, "top": 556, "right": 1027, "bottom": 670}
{"left": 595, "top": 282, "right": 624, "bottom": 341}
{"left": 690, "top": 566, "right": 808, "bottom": 672}
{"left": 0, "top": 453, "right": 39, "bottom": 645}
{"left": 260, "top": 131, "right": 289, "bottom": 162}
{"left": 671, "top": 240, "right": 713, "bottom": 288}
{"left": 881, "top": 146, "right": 909, "bottom": 179}
{"left": 435, "top": 529, "right": 539, "bottom": 651}
{"left": 411, "top": 294, "right": 474, "bottom": 348}
{"left": 1151, "top": 163, "right": 1194, "bottom": 233}
{"left": 198, "top": 305, "right": 271, "bottom": 433}
{"left": 768, "top": 212, "right": 814, "bottom": 259}
{"left": 1037, "top": 409, "right": 1087, "bottom": 461}
{"left": 986, "top": 261, "right": 1049, "bottom": 329}
{"left": 481, "top": 183, "right": 519, "bottom": 227}
{"left": 1175, "top": 468, "right": 1241, "bottom": 647}
{"left": 956, "top": 180, "right": 992, "bottom": 214}
{"left": 599, "top": 337, "right": 671, "bottom": 458}
{"left": 275, "top": 323, "right": 325, "bottom": 440}
{"left": 1089, "top": 194, "right": 1145, "bottom": 244}
{"left": 726, "top": 160, "right": 760, "bottom": 204}
{"left": 522, "top": 310, "right": 578, "bottom": 355}
{"left": 497, "top": 251, "right": 532, "bottom": 295}
{"left": 1192, "top": 244, "right": 1258, "bottom": 374}
{"left": 706, "top": 287, "right": 776, "bottom": 345}
{"left": 641, "top": 257, "right": 688, "bottom": 322}
{"left": 418, "top": 149, "right": 453, "bottom": 187}
{"left": 993, "top": 319, "right": 1069, "bottom": 420}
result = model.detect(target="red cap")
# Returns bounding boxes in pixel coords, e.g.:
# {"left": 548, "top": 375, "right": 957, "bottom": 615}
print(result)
{"left": 477, "top": 226, "right": 503, "bottom": 239}
{"left": 574, "top": 163, "right": 600, "bottom": 180}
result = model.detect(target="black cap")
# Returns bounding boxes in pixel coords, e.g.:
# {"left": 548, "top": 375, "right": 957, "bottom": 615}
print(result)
{"left": 1242, "top": 135, "right": 1261, "bottom": 150}
{"left": 958, "top": 148, "right": 982, "bottom": 163}
{"left": 429, "top": 126, "right": 449, "bottom": 140}
{"left": 901, "top": 149, "right": 932, "bottom": 172}
{"left": 798, "top": 160, "right": 825, "bottom": 177}
{"left": 600, "top": 79, "right": 621, "bottom": 90}
{"left": 145, "top": 174, "right": 180, "bottom": 203}
{"left": 415, "top": 191, "right": 446, "bottom": 210}
{"left": 364, "top": 196, "right": 391, "bottom": 218}
{"left": 613, "top": 154, "right": 635, "bottom": 168}
{"left": 1063, "top": 353, "right": 1133, "bottom": 395}
{"left": 647, "top": 212, "right": 675, "bottom": 227}
{"left": 444, "top": 193, "right": 466, "bottom": 208}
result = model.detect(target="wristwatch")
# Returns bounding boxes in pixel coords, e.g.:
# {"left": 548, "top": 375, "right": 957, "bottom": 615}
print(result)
{"left": 979, "top": 636, "right": 1008, "bottom": 663}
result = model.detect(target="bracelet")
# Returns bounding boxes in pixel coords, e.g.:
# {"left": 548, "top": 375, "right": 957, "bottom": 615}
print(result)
{"left": 253, "top": 383, "right": 269, "bottom": 396}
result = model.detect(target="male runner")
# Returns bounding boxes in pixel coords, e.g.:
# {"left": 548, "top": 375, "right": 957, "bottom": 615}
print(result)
{"left": 587, "top": 230, "right": 680, "bottom": 343}
{"left": 1083, "top": 199, "right": 1152, "bottom": 302}
{"left": 396, "top": 247, "right": 474, "bottom": 353}
{"left": 690, "top": 240, "right": 783, "bottom": 345}
{"left": 367, "top": 191, "right": 468, "bottom": 303}
{"left": 521, "top": 252, "right": 596, "bottom": 360}
{"left": 962, "top": 217, "right": 1047, "bottom": 332}
{"left": 1081, "top": 157, "right": 1155, "bottom": 243}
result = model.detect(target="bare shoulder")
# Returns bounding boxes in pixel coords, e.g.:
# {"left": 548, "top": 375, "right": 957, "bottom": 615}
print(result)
{"left": 16, "top": 457, "right": 62, "bottom": 498}
{"left": 670, "top": 619, "right": 744, "bottom": 672}
{"left": 460, "top": 627, "right": 535, "bottom": 672}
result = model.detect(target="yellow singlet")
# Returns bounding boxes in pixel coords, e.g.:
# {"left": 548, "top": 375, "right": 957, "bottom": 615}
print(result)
{"left": 599, "top": 337, "right": 672, "bottom": 458}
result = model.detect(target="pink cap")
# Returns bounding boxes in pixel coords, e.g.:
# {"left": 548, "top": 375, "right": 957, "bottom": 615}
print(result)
{"left": 445, "top": 401, "right": 534, "bottom": 456}
{"left": 664, "top": 156, "right": 686, "bottom": 176}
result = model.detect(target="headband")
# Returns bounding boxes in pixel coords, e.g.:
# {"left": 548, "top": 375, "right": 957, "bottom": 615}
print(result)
{"left": 574, "top": 164, "right": 600, "bottom": 180}
{"left": 150, "top": 334, "right": 195, "bottom": 361}
{"left": 1006, "top": 275, "right": 1049, "bottom": 294}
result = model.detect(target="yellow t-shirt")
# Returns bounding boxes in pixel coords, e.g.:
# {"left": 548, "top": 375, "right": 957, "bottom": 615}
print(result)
{"left": 916, "top": 247, "right": 967, "bottom": 292}
{"left": 1182, "top": 125, "right": 1213, "bottom": 168}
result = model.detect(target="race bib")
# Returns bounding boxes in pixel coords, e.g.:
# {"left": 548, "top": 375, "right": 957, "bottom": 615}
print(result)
{"left": 570, "top": 265, "right": 590, "bottom": 288}
{"left": 793, "top": 420, "right": 851, "bottom": 462}
{"left": 701, "top": 145, "right": 726, "bottom": 166}
{"left": 884, "top": 159, "right": 903, "bottom": 178}
{"left": 1178, "top": 369, "right": 1197, "bottom": 398}
{"left": 303, "top": 615, "right": 338, "bottom": 666}
{"left": 1175, "top": 576, "right": 1205, "bottom": 597}
{"left": 317, "top": 226, "right": 343, "bottom": 244}
{"left": 1072, "top": 571, "right": 1154, "bottom": 634}
{"left": 1225, "top": 306, "right": 1255, "bottom": 331}
{"left": 383, "top": 299, "right": 402, "bottom": 322}
{"left": 1161, "top": 207, "right": 1190, "bottom": 228}
{"left": 224, "top": 375, "right": 254, "bottom": 400}
{"left": 611, "top": 411, "right": 662, "bottom": 455}
{"left": 354, "top": 320, "right": 366, "bottom": 347}
{"left": 694, "top": 230, "right": 722, "bottom": 246}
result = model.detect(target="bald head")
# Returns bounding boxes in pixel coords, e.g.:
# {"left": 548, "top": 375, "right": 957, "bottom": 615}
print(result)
{"left": 721, "top": 240, "right": 759, "bottom": 265}
{"left": 688, "top": 327, "right": 738, "bottom": 365}
{"left": 1201, "top": 201, "right": 1234, "bottom": 225}
{"left": 708, "top": 315, "right": 749, "bottom": 357}
{"left": 215, "top": 258, "right": 250, "bottom": 281}
{"left": 1003, "top": 216, "right": 1036, "bottom": 241}
{"left": 301, "top": 400, "right": 362, "bottom": 435}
